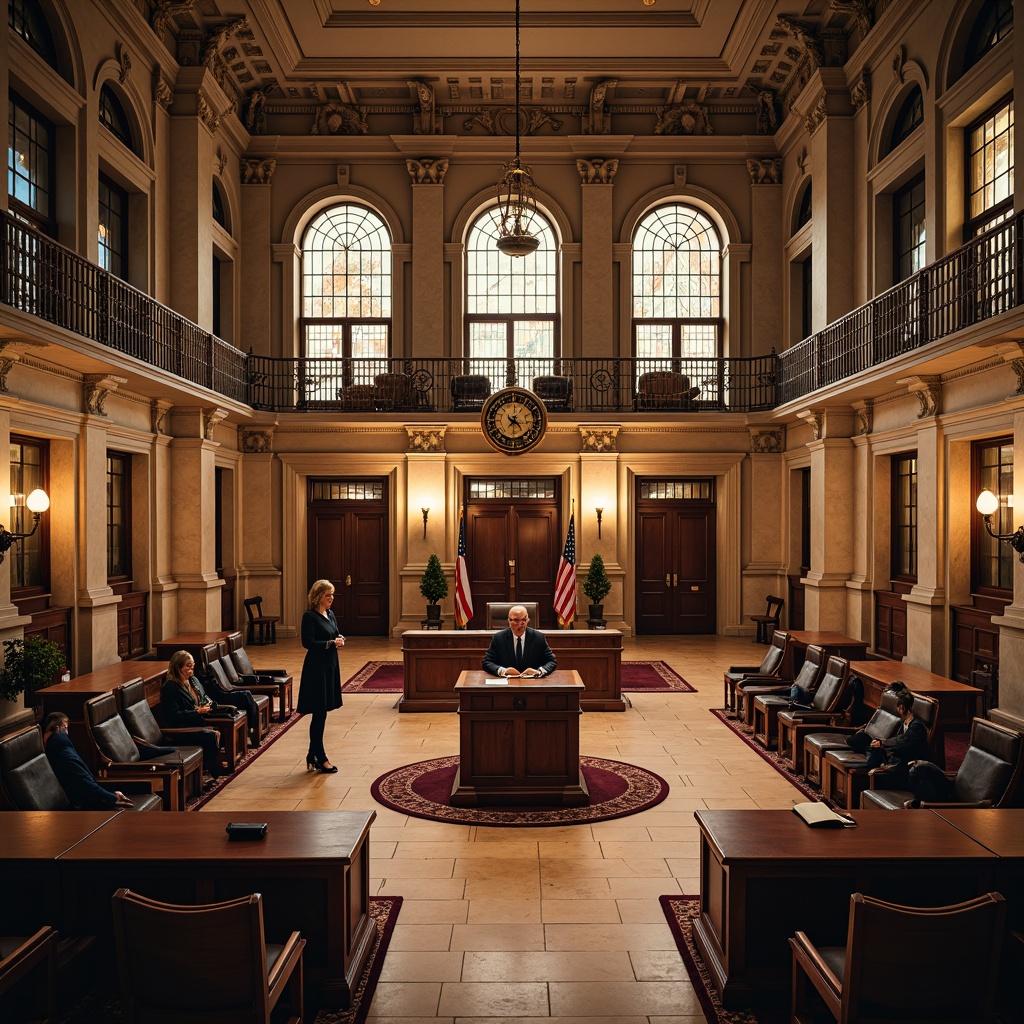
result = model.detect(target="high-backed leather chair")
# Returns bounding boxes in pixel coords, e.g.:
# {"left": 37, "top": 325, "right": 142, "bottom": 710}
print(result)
{"left": 633, "top": 370, "right": 700, "bottom": 411}
{"left": 205, "top": 658, "right": 271, "bottom": 745}
{"left": 722, "top": 629, "right": 790, "bottom": 714}
{"left": 229, "top": 647, "right": 294, "bottom": 720}
{"left": 532, "top": 374, "right": 573, "bottom": 411}
{"left": 84, "top": 693, "right": 191, "bottom": 810}
{"left": 0, "top": 725, "right": 162, "bottom": 812}
{"left": 373, "top": 371, "right": 413, "bottom": 411}
{"left": 790, "top": 891, "right": 1006, "bottom": 1024}
{"left": 485, "top": 601, "right": 541, "bottom": 629}
{"left": 111, "top": 888, "right": 305, "bottom": 1024}
{"left": 775, "top": 656, "right": 851, "bottom": 770}
{"left": 861, "top": 717, "right": 1024, "bottom": 810}
{"left": 749, "top": 644, "right": 828, "bottom": 748}
{"left": 450, "top": 374, "right": 491, "bottom": 410}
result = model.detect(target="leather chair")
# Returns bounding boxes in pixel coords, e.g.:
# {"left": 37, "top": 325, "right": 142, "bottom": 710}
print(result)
{"left": 749, "top": 644, "right": 828, "bottom": 748}
{"left": 115, "top": 678, "right": 208, "bottom": 799}
{"left": 0, "top": 926, "right": 57, "bottom": 1023}
{"left": 736, "top": 637, "right": 824, "bottom": 730}
{"left": 775, "top": 657, "right": 851, "bottom": 770}
{"left": 0, "top": 725, "right": 162, "bottom": 812}
{"left": 84, "top": 693, "right": 191, "bottom": 811}
{"left": 861, "top": 717, "right": 1024, "bottom": 810}
{"left": 373, "top": 371, "right": 414, "bottom": 411}
{"left": 532, "top": 374, "right": 573, "bottom": 411}
{"left": 450, "top": 373, "right": 491, "bottom": 410}
{"left": 633, "top": 370, "right": 701, "bottom": 411}
{"left": 230, "top": 647, "right": 294, "bottom": 721}
{"left": 243, "top": 596, "right": 279, "bottom": 646}
{"left": 802, "top": 688, "right": 905, "bottom": 789}
{"left": 821, "top": 692, "right": 939, "bottom": 810}
{"left": 485, "top": 601, "right": 541, "bottom": 629}
{"left": 722, "top": 629, "right": 790, "bottom": 714}
{"left": 205, "top": 658, "right": 271, "bottom": 745}
{"left": 111, "top": 888, "right": 305, "bottom": 1024}
{"left": 749, "top": 594, "right": 784, "bottom": 644}
{"left": 790, "top": 891, "right": 1006, "bottom": 1024}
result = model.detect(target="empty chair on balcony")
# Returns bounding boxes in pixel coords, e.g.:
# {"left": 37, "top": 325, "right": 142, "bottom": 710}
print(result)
{"left": 633, "top": 371, "right": 701, "bottom": 411}
{"left": 451, "top": 374, "right": 492, "bottom": 410}
{"left": 337, "top": 384, "right": 375, "bottom": 410}
{"left": 532, "top": 374, "right": 573, "bottom": 411}
{"left": 374, "top": 371, "right": 414, "bottom": 411}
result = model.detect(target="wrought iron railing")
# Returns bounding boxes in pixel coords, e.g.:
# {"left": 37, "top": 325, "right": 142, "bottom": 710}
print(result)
{"left": 2, "top": 209, "right": 1021, "bottom": 416}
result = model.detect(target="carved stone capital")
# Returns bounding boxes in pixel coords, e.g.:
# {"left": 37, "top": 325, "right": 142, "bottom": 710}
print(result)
{"left": 153, "top": 72, "right": 174, "bottom": 110}
{"left": 152, "top": 400, "right": 173, "bottom": 435}
{"left": 151, "top": 0, "right": 195, "bottom": 37}
{"left": 241, "top": 429, "right": 274, "bottom": 453}
{"left": 406, "top": 426, "right": 447, "bottom": 453}
{"left": 310, "top": 101, "right": 368, "bottom": 136}
{"left": 576, "top": 158, "right": 619, "bottom": 184}
{"left": 205, "top": 408, "right": 229, "bottom": 440}
{"left": 898, "top": 375, "right": 941, "bottom": 418}
{"left": 850, "top": 71, "right": 870, "bottom": 110}
{"left": 197, "top": 92, "right": 220, "bottom": 134}
{"left": 580, "top": 426, "right": 620, "bottom": 453}
{"left": 655, "top": 101, "right": 713, "bottom": 136}
{"left": 407, "top": 78, "right": 439, "bottom": 134}
{"left": 84, "top": 374, "right": 128, "bottom": 416}
{"left": 746, "top": 158, "right": 783, "bottom": 185}
{"left": 797, "top": 409, "right": 822, "bottom": 441}
{"left": 852, "top": 399, "right": 873, "bottom": 435}
{"left": 749, "top": 428, "right": 783, "bottom": 454}
{"left": 804, "top": 95, "right": 827, "bottom": 135}
{"left": 406, "top": 158, "right": 449, "bottom": 184}
{"left": 241, "top": 158, "right": 276, "bottom": 184}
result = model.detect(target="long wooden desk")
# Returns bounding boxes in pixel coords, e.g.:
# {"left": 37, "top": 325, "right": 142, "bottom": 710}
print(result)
{"left": 850, "top": 659, "right": 983, "bottom": 767}
{"left": 401, "top": 628, "right": 623, "bottom": 712}
{"left": 781, "top": 630, "right": 870, "bottom": 679}
{"left": 451, "top": 670, "right": 587, "bottom": 807}
{"left": 2, "top": 809, "right": 375, "bottom": 1009}
{"left": 693, "top": 808, "right": 998, "bottom": 1008}
{"left": 153, "top": 630, "right": 236, "bottom": 666}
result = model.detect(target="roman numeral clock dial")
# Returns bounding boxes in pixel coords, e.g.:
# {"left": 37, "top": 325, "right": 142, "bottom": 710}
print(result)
{"left": 480, "top": 387, "right": 548, "bottom": 455}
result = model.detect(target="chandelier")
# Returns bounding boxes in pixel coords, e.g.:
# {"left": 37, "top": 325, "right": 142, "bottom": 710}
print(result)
{"left": 494, "top": 0, "right": 539, "bottom": 256}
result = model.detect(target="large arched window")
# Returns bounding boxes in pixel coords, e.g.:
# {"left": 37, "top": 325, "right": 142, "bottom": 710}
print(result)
{"left": 301, "top": 205, "right": 392, "bottom": 400}
{"left": 632, "top": 205, "right": 721, "bottom": 368}
{"left": 465, "top": 208, "right": 558, "bottom": 391}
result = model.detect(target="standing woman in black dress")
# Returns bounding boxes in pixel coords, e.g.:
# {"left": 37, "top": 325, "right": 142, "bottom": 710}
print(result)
{"left": 298, "top": 578, "right": 344, "bottom": 773}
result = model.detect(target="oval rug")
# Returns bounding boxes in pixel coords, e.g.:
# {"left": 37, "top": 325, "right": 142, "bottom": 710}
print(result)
{"left": 370, "top": 754, "right": 669, "bottom": 826}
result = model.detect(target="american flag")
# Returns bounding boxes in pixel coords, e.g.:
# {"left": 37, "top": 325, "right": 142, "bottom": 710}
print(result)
{"left": 454, "top": 507, "right": 474, "bottom": 628}
{"left": 553, "top": 512, "right": 576, "bottom": 628}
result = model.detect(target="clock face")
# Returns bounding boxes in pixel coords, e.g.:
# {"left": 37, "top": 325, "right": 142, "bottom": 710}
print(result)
{"left": 480, "top": 387, "right": 548, "bottom": 455}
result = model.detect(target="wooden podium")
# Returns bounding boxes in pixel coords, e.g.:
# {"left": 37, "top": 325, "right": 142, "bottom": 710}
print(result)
{"left": 450, "top": 670, "right": 589, "bottom": 808}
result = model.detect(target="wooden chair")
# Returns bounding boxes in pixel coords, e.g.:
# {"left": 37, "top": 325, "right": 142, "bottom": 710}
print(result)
{"left": 111, "top": 888, "right": 305, "bottom": 1024}
{"left": 775, "top": 657, "right": 851, "bottom": 770}
{"left": 243, "top": 595, "right": 279, "bottom": 646}
{"left": 861, "top": 717, "right": 1024, "bottom": 810}
{"left": 0, "top": 926, "right": 57, "bottom": 1024}
{"left": 722, "top": 629, "right": 790, "bottom": 714}
{"left": 750, "top": 643, "right": 828, "bottom": 747}
{"left": 790, "top": 891, "right": 1006, "bottom": 1024}
{"left": 230, "top": 647, "right": 294, "bottom": 721}
{"left": 750, "top": 594, "right": 784, "bottom": 643}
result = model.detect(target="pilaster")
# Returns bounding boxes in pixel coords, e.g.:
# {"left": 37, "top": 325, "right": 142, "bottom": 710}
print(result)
{"left": 409, "top": 164, "right": 447, "bottom": 358}
{"left": 239, "top": 162, "right": 275, "bottom": 355}
{"left": 578, "top": 158, "right": 617, "bottom": 357}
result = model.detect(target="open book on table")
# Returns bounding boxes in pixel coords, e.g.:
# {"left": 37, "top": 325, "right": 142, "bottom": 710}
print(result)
{"left": 792, "top": 801, "right": 857, "bottom": 828}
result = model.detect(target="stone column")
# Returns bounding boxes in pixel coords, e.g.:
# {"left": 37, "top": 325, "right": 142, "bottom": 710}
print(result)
{"left": 744, "top": 427, "right": 786, "bottom": 627}
{"left": 577, "top": 158, "right": 619, "bottom": 358}
{"left": 746, "top": 160, "right": 784, "bottom": 355}
{"left": 238, "top": 427, "right": 281, "bottom": 630}
{"left": 405, "top": 426, "right": 448, "bottom": 625}
{"left": 407, "top": 158, "right": 448, "bottom": 358}
{"left": 580, "top": 427, "right": 621, "bottom": 625}
{"left": 239, "top": 159, "right": 277, "bottom": 353}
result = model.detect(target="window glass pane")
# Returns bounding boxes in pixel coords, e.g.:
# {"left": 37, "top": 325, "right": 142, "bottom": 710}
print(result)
{"left": 963, "top": 0, "right": 1013, "bottom": 74}
{"left": 467, "top": 479, "right": 556, "bottom": 499}
{"left": 977, "top": 441, "right": 1014, "bottom": 590}
{"left": 98, "top": 172, "right": 127, "bottom": 279}
{"left": 967, "top": 98, "right": 1014, "bottom": 236}
{"left": 466, "top": 212, "right": 557, "bottom": 316}
{"left": 9, "top": 438, "right": 45, "bottom": 589}
{"left": 9, "top": 0, "right": 58, "bottom": 68}
{"left": 107, "top": 453, "right": 128, "bottom": 578}
{"left": 311, "top": 480, "right": 384, "bottom": 501}
{"left": 639, "top": 480, "right": 713, "bottom": 500}
{"left": 892, "top": 454, "right": 917, "bottom": 578}
{"left": 888, "top": 87, "right": 923, "bottom": 153}
{"left": 895, "top": 174, "right": 926, "bottom": 282}
{"left": 7, "top": 94, "right": 53, "bottom": 230}
{"left": 98, "top": 85, "right": 134, "bottom": 151}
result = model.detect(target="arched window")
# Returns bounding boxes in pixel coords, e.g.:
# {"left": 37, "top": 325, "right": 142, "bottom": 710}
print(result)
{"left": 465, "top": 207, "right": 558, "bottom": 390}
{"left": 632, "top": 205, "right": 721, "bottom": 367}
{"left": 963, "top": 0, "right": 1012, "bottom": 75}
{"left": 212, "top": 181, "right": 227, "bottom": 229}
{"left": 796, "top": 182, "right": 812, "bottom": 230}
{"left": 301, "top": 205, "right": 392, "bottom": 400}
{"left": 99, "top": 84, "right": 135, "bottom": 153}
{"left": 8, "top": 0, "right": 57, "bottom": 70}
{"left": 887, "top": 87, "right": 923, "bottom": 155}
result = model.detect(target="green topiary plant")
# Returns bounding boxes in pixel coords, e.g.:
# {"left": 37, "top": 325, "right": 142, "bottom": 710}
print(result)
{"left": 419, "top": 553, "right": 449, "bottom": 605}
{"left": 582, "top": 553, "right": 611, "bottom": 604}
{"left": 0, "top": 635, "right": 66, "bottom": 704}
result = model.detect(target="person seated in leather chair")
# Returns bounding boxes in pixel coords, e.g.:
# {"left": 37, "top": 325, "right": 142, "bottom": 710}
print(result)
{"left": 482, "top": 605, "right": 556, "bottom": 678}
{"left": 160, "top": 651, "right": 229, "bottom": 779}
{"left": 42, "top": 712, "right": 134, "bottom": 809}
{"left": 863, "top": 687, "right": 929, "bottom": 789}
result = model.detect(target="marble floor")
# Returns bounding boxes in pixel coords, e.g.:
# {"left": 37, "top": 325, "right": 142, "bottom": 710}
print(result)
{"left": 206, "top": 633, "right": 800, "bottom": 1023}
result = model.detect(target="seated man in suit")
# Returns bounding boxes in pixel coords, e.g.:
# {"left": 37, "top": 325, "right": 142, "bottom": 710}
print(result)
{"left": 482, "top": 605, "right": 557, "bottom": 678}
{"left": 865, "top": 688, "right": 930, "bottom": 789}
{"left": 42, "top": 711, "right": 134, "bottom": 809}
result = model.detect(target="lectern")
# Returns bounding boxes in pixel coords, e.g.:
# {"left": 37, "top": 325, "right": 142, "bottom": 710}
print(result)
{"left": 450, "top": 670, "right": 589, "bottom": 807}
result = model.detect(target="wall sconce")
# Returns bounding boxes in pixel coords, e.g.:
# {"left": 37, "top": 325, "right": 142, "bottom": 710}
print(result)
{"left": 422, "top": 507, "right": 429, "bottom": 539}
{"left": 976, "top": 488, "right": 1024, "bottom": 561}
{"left": 0, "top": 488, "right": 50, "bottom": 563}
{"left": 595, "top": 507, "right": 604, "bottom": 539}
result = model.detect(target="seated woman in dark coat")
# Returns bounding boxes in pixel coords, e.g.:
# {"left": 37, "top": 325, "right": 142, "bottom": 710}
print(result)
{"left": 160, "top": 650, "right": 225, "bottom": 779}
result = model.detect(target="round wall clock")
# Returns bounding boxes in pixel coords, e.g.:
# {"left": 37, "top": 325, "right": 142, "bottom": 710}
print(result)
{"left": 480, "top": 386, "right": 548, "bottom": 455}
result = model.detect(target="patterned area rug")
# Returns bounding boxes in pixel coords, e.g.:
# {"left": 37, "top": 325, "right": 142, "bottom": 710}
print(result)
{"left": 343, "top": 660, "right": 694, "bottom": 693}
{"left": 187, "top": 711, "right": 302, "bottom": 810}
{"left": 659, "top": 895, "right": 787, "bottom": 1024}
{"left": 370, "top": 754, "right": 669, "bottom": 826}
{"left": 56, "top": 896, "right": 402, "bottom": 1024}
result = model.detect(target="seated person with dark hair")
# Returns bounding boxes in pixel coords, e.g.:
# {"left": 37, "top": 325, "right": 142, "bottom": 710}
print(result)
{"left": 42, "top": 712, "right": 134, "bottom": 809}
{"left": 482, "top": 605, "right": 557, "bottom": 678}
{"left": 865, "top": 689, "right": 929, "bottom": 788}
{"left": 160, "top": 650, "right": 225, "bottom": 779}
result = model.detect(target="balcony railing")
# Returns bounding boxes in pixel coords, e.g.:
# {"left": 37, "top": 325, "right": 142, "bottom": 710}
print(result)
{"left": 1, "top": 209, "right": 1021, "bottom": 416}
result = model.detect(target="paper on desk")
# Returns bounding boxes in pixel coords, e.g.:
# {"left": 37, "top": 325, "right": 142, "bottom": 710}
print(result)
{"left": 484, "top": 678, "right": 509, "bottom": 685}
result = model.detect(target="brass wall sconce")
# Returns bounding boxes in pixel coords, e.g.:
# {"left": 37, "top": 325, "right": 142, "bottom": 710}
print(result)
{"left": 0, "top": 488, "right": 50, "bottom": 563}
{"left": 596, "top": 507, "right": 604, "bottom": 539}
{"left": 422, "top": 507, "right": 429, "bottom": 539}
{"left": 976, "top": 488, "right": 1024, "bottom": 561}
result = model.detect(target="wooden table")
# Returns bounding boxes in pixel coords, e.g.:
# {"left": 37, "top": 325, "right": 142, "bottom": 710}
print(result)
{"left": 401, "top": 629, "right": 624, "bottom": 712}
{"left": 154, "top": 631, "right": 237, "bottom": 667}
{"left": 850, "top": 660, "right": 983, "bottom": 767}
{"left": 692, "top": 808, "right": 997, "bottom": 1008}
{"left": 37, "top": 660, "right": 169, "bottom": 770}
{"left": 781, "top": 630, "right": 870, "bottom": 679}
{"left": 54, "top": 810, "right": 375, "bottom": 1009}
{"left": 451, "top": 670, "right": 588, "bottom": 808}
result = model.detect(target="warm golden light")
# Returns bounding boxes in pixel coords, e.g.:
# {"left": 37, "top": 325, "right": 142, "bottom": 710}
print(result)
{"left": 976, "top": 489, "right": 999, "bottom": 517}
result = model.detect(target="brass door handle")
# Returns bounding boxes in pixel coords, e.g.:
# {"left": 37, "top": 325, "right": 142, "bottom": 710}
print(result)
{"left": 673, "top": 574, "right": 678, "bottom": 587}
{"left": 345, "top": 575, "right": 352, "bottom": 586}
{"left": 665, "top": 574, "right": 671, "bottom": 587}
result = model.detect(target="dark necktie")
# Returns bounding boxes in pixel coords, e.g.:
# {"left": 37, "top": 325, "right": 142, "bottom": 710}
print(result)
{"left": 515, "top": 636, "right": 523, "bottom": 667}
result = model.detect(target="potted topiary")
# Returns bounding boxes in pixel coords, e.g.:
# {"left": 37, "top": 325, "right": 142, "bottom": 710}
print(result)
{"left": 582, "top": 553, "right": 611, "bottom": 629}
{"left": 0, "top": 635, "right": 67, "bottom": 707}
{"left": 419, "top": 553, "right": 449, "bottom": 627}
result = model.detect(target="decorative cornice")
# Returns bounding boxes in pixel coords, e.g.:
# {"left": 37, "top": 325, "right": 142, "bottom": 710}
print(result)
{"left": 196, "top": 91, "right": 220, "bottom": 134}
{"left": 241, "top": 158, "right": 276, "bottom": 184}
{"left": 406, "top": 426, "right": 447, "bottom": 452}
{"left": 576, "top": 158, "right": 619, "bottom": 184}
{"left": 749, "top": 427, "right": 783, "bottom": 454}
{"left": 898, "top": 375, "right": 941, "bottom": 418}
{"left": 583, "top": 79, "right": 617, "bottom": 135}
{"left": 151, "top": 0, "right": 195, "bottom": 37}
{"left": 746, "top": 157, "right": 782, "bottom": 185}
{"left": 580, "top": 426, "right": 620, "bottom": 452}
{"left": 241, "top": 428, "right": 274, "bottom": 453}
{"left": 152, "top": 399, "right": 173, "bottom": 435}
{"left": 153, "top": 71, "right": 173, "bottom": 110}
{"left": 797, "top": 409, "right": 822, "bottom": 440}
{"left": 852, "top": 398, "right": 873, "bottom": 435}
{"left": 310, "top": 100, "right": 368, "bottom": 135}
{"left": 850, "top": 71, "right": 870, "bottom": 110}
{"left": 804, "top": 95, "right": 828, "bottom": 135}
{"left": 461, "top": 106, "right": 562, "bottom": 135}
{"left": 205, "top": 408, "right": 229, "bottom": 440}
{"left": 405, "top": 157, "right": 449, "bottom": 184}
{"left": 84, "top": 374, "right": 127, "bottom": 416}
{"left": 407, "top": 79, "right": 440, "bottom": 135}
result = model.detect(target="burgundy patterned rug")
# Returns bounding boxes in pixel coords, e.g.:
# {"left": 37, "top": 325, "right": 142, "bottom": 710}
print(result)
{"left": 370, "top": 754, "right": 669, "bottom": 826}
{"left": 343, "top": 660, "right": 694, "bottom": 693}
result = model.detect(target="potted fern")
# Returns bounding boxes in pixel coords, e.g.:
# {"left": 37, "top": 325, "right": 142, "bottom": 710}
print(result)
{"left": 582, "top": 553, "right": 611, "bottom": 629}
{"left": 419, "top": 553, "right": 449, "bottom": 627}
{"left": 0, "top": 635, "right": 67, "bottom": 706}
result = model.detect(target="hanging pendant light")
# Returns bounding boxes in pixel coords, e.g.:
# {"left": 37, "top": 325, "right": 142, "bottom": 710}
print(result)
{"left": 495, "top": 0, "right": 539, "bottom": 256}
